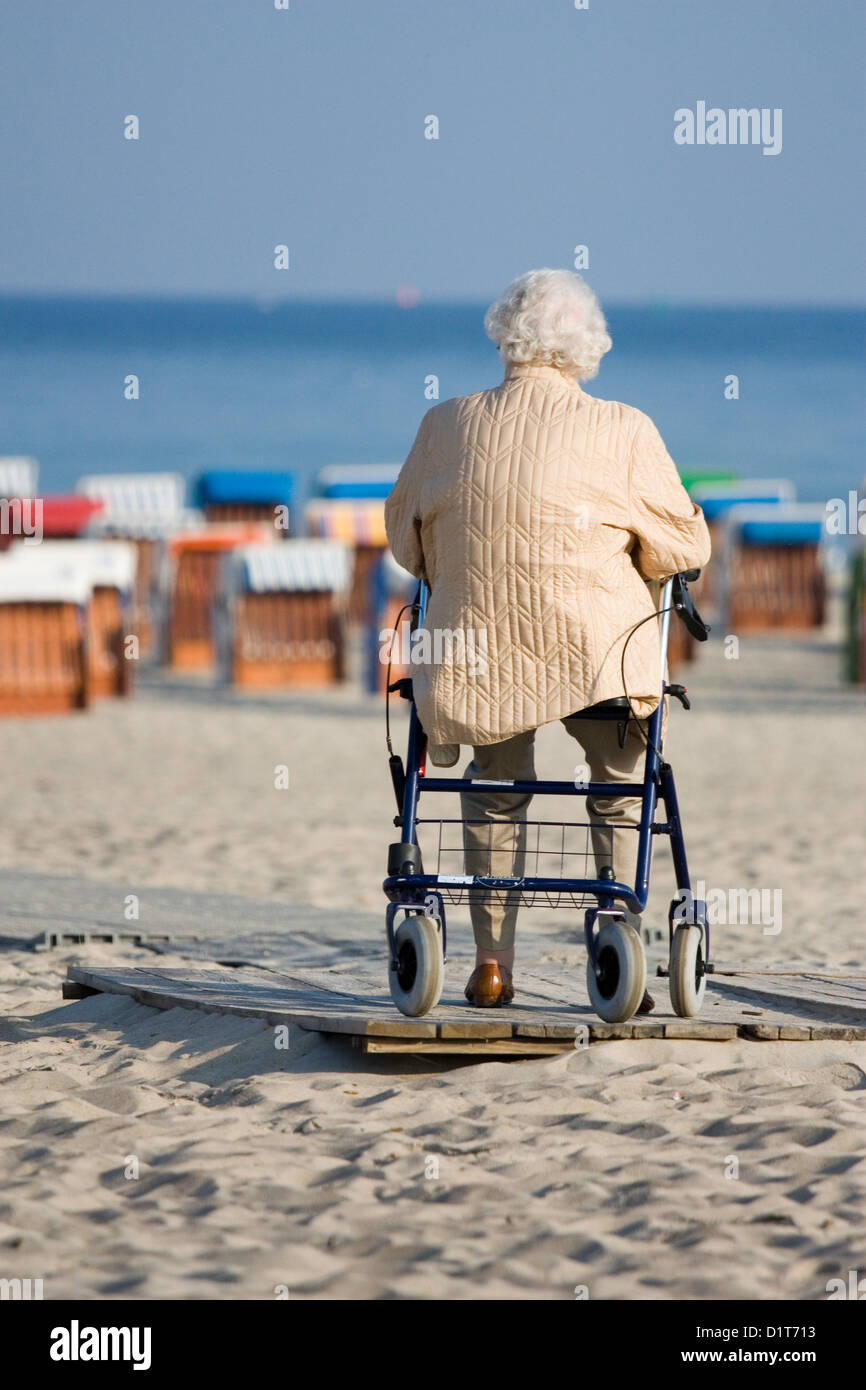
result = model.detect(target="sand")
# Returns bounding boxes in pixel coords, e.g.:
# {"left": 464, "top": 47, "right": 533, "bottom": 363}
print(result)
{"left": 0, "top": 631, "right": 864, "bottom": 1300}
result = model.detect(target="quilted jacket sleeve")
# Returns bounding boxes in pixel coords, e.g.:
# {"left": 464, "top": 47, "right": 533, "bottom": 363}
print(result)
{"left": 384, "top": 409, "right": 433, "bottom": 582}
{"left": 628, "top": 413, "right": 712, "bottom": 580}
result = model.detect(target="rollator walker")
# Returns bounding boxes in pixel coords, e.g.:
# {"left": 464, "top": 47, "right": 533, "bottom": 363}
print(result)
{"left": 382, "top": 572, "right": 711, "bottom": 1023}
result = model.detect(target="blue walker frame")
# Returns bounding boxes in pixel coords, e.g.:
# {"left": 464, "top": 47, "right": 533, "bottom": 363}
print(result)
{"left": 383, "top": 574, "right": 710, "bottom": 986}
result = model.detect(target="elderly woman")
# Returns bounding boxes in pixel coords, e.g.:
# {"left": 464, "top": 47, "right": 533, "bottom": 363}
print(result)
{"left": 385, "top": 269, "right": 711, "bottom": 1007}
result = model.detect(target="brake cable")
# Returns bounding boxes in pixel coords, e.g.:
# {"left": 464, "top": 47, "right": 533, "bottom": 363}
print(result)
{"left": 384, "top": 597, "right": 420, "bottom": 756}
{"left": 620, "top": 604, "right": 676, "bottom": 757}
{"left": 384, "top": 592, "right": 677, "bottom": 758}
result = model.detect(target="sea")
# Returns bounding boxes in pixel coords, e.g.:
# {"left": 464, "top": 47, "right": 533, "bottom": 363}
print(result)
{"left": 0, "top": 297, "right": 862, "bottom": 509}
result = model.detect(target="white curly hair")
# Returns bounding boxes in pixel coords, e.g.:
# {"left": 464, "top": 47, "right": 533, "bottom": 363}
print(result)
{"left": 484, "top": 268, "right": 612, "bottom": 379}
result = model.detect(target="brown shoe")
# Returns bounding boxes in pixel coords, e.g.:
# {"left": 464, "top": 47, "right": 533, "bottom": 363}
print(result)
{"left": 464, "top": 964, "right": 515, "bottom": 1008}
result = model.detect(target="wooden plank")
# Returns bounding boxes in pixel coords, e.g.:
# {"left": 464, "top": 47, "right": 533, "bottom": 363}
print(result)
{"left": 588, "top": 1023, "right": 637, "bottom": 1040}
{"left": 741, "top": 1023, "right": 782, "bottom": 1041}
{"left": 709, "top": 973, "right": 866, "bottom": 1028}
{"left": 246, "top": 963, "right": 391, "bottom": 1004}
{"left": 63, "top": 963, "right": 866, "bottom": 1052}
{"left": 627, "top": 1020, "right": 666, "bottom": 1039}
{"left": 808, "top": 1025, "right": 866, "bottom": 1042}
{"left": 65, "top": 963, "right": 441, "bottom": 1038}
{"left": 439, "top": 1020, "right": 513, "bottom": 1040}
{"left": 512, "top": 968, "right": 586, "bottom": 1005}
{"left": 513, "top": 1020, "right": 590, "bottom": 1040}
{"left": 62, "top": 982, "right": 100, "bottom": 1000}
{"left": 39, "top": 929, "right": 203, "bottom": 951}
{"left": 663, "top": 1020, "right": 738, "bottom": 1040}
{"left": 358, "top": 1036, "right": 571, "bottom": 1056}
{"left": 362, "top": 1017, "right": 438, "bottom": 1039}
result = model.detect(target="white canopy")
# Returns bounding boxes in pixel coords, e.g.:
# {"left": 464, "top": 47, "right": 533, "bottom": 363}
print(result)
{"left": 226, "top": 540, "right": 352, "bottom": 595}
{"left": 0, "top": 546, "right": 91, "bottom": 604}
{"left": 36, "top": 540, "right": 137, "bottom": 593}
{"left": 77, "top": 472, "right": 200, "bottom": 538}
{"left": 316, "top": 463, "right": 401, "bottom": 491}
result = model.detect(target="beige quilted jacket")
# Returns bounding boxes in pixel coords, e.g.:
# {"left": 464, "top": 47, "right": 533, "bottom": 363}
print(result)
{"left": 384, "top": 363, "right": 711, "bottom": 747}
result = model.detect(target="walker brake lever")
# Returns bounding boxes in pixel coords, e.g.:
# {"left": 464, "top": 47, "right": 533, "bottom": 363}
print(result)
{"left": 672, "top": 571, "right": 711, "bottom": 642}
{"left": 667, "top": 683, "right": 691, "bottom": 710}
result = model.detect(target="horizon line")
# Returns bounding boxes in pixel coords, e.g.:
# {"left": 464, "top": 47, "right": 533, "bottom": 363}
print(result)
{"left": 0, "top": 290, "right": 863, "bottom": 312}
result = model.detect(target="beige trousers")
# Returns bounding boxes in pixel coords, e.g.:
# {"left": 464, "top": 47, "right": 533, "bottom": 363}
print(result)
{"left": 460, "top": 716, "right": 649, "bottom": 952}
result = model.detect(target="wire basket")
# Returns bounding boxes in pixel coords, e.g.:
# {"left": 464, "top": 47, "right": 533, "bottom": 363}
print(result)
{"left": 414, "top": 817, "right": 639, "bottom": 909}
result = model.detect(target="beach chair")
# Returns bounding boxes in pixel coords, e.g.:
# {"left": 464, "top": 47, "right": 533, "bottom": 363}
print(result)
{"left": 306, "top": 498, "right": 392, "bottom": 624}
{"left": 365, "top": 550, "right": 416, "bottom": 694}
{"left": 217, "top": 539, "right": 351, "bottom": 688}
{"left": 382, "top": 572, "right": 712, "bottom": 1023}
{"left": 36, "top": 541, "right": 137, "bottom": 698}
{"left": 78, "top": 472, "right": 198, "bottom": 660}
{"left": 691, "top": 478, "right": 796, "bottom": 524}
{"left": 162, "top": 523, "right": 275, "bottom": 670}
{"left": 18, "top": 496, "right": 106, "bottom": 539}
{"left": 194, "top": 470, "right": 294, "bottom": 529}
{"left": 678, "top": 467, "right": 739, "bottom": 496}
{"left": 688, "top": 479, "right": 796, "bottom": 611}
{"left": 0, "top": 546, "right": 91, "bottom": 715}
{"left": 720, "top": 505, "right": 827, "bottom": 632}
{"left": 309, "top": 465, "right": 401, "bottom": 623}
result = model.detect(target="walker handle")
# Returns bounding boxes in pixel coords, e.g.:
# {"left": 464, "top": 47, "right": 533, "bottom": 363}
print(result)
{"left": 672, "top": 570, "right": 710, "bottom": 641}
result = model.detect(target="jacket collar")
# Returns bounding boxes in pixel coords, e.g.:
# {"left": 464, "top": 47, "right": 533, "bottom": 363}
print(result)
{"left": 503, "top": 361, "right": 583, "bottom": 391}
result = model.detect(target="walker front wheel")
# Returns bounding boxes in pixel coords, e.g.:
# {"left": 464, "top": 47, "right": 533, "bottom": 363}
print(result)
{"left": 389, "top": 914, "right": 444, "bottom": 1018}
{"left": 668, "top": 924, "right": 707, "bottom": 1017}
{"left": 586, "top": 918, "right": 647, "bottom": 1023}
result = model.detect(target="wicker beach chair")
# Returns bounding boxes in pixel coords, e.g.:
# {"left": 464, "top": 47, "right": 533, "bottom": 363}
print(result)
{"left": 163, "top": 523, "right": 276, "bottom": 670}
{"left": 36, "top": 541, "right": 137, "bottom": 698}
{"left": 77, "top": 472, "right": 196, "bottom": 659}
{"left": 0, "top": 545, "right": 92, "bottom": 715}
{"left": 217, "top": 539, "right": 351, "bottom": 688}
{"left": 720, "top": 505, "right": 827, "bottom": 632}
{"left": 308, "top": 465, "right": 401, "bottom": 624}
{"left": 194, "top": 470, "right": 294, "bottom": 529}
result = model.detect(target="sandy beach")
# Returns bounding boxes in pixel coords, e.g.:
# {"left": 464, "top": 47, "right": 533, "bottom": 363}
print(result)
{"left": 0, "top": 630, "right": 864, "bottom": 1301}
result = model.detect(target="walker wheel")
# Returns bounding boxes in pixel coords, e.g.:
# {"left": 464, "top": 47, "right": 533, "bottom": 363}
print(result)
{"left": 389, "top": 914, "right": 444, "bottom": 1018}
{"left": 586, "top": 917, "right": 647, "bottom": 1023}
{"left": 668, "top": 924, "right": 707, "bottom": 1017}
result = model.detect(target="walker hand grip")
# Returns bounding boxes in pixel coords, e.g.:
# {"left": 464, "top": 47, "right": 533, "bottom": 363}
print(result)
{"left": 672, "top": 572, "right": 710, "bottom": 642}
{"left": 667, "top": 683, "right": 691, "bottom": 710}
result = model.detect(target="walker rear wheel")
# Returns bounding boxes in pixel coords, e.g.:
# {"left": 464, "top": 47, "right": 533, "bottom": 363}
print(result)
{"left": 668, "top": 924, "right": 706, "bottom": 1017}
{"left": 389, "top": 913, "right": 444, "bottom": 1018}
{"left": 586, "top": 917, "right": 647, "bottom": 1023}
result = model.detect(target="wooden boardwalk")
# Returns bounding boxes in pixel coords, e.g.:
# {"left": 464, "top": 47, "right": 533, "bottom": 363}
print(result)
{"left": 63, "top": 959, "right": 866, "bottom": 1056}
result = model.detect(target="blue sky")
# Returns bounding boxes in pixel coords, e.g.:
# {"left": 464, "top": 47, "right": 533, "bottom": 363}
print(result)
{"left": 0, "top": 0, "right": 863, "bottom": 303}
